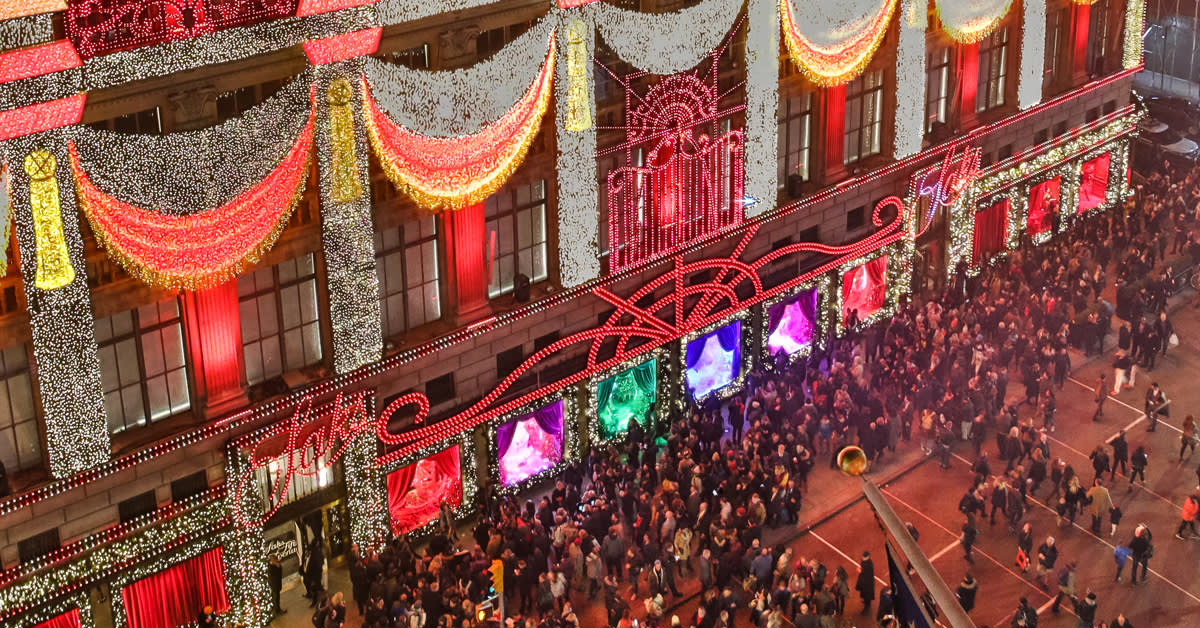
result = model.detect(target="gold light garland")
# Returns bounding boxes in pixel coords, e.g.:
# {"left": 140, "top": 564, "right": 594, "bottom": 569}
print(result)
{"left": 564, "top": 19, "right": 592, "bottom": 133}
{"left": 24, "top": 150, "right": 74, "bottom": 291}
{"left": 934, "top": 0, "right": 1015, "bottom": 44}
{"left": 362, "top": 37, "right": 555, "bottom": 212}
{"left": 780, "top": 0, "right": 899, "bottom": 87}
{"left": 328, "top": 78, "right": 364, "bottom": 203}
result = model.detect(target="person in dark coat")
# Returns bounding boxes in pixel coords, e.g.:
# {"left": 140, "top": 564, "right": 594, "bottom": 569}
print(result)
{"left": 955, "top": 574, "right": 978, "bottom": 613}
{"left": 268, "top": 555, "right": 286, "bottom": 615}
{"left": 304, "top": 538, "right": 325, "bottom": 606}
{"left": 855, "top": 551, "right": 875, "bottom": 615}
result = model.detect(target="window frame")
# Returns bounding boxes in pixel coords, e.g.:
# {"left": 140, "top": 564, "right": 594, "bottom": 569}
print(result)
{"left": 925, "top": 46, "right": 951, "bottom": 132}
{"left": 374, "top": 216, "right": 443, "bottom": 339}
{"left": 237, "top": 254, "right": 324, "bottom": 386}
{"left": 844, "top": 69, "right": 885, "bottom": 165}
{"left": 976, "top": 26, "right": 1011, "bottom": 113}
{"left": 96, "top": 298, "right": 191, "bottom": 435}
{"left": 778, "top": 91, "right": 814, "bottom": 186}
{"left": 0, "top": 344, "right": 39, "bottom": 471}
{"left": 486, "top": 180, "right": 549, "bottom": 298}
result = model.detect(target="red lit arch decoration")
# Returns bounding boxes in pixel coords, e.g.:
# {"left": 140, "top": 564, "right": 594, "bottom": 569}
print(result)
{"left": 68, "top": 113, "right": 315, "bottom": 291}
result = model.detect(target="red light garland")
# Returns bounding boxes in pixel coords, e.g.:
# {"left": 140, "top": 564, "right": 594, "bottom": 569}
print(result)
{"left": 68, "top": 114, "right": 314, "bottom": 291}
{"left": 297, "top": 0, "right": 377, "bottom": 16}
{"left": 0, "top": 94, "right": 86, "bottom": 142}
{"left": 302, "top": 27, "right": 382, "bottom": 65}
{"left": 362, "top": 34, "right": 555, "bottom": 211}
{"left": 0, "top": 41, "right": 81, "bottom": 84}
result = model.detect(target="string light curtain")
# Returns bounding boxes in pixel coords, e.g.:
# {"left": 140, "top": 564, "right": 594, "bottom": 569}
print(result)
{"left": 362, "top": 38, "right": 555, "bottom": 212}
{"left": 934, "top": 0, "right": 1015, "bottom": 43}
{"left": 121, "top": 548, "right": 230, "bottom": 628}
{"left": 780, "top": 0, "right": 899, "bottom": 87}
{"left": 69, "top": 112, "right": 315, "bottom": 291}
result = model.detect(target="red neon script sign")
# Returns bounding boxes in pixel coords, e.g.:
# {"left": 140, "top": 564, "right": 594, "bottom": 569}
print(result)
{"left": 914, "top": 144, "right": 982, "bottom": 236}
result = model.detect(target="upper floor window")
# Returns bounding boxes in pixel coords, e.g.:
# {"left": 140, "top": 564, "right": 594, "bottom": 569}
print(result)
{"left": 844, "top": 69, "right": 885, "bottom": 164}
{"left": 88, "top": 107, "right": 162, "bottom": 135}
{"left": 0, "top": 344, "right": 38, "bottom": 472}
{"left": 97, "top": 299, "right": 191, "bottom": 434}
{"left": 925, "top": 47, "right": 951, "bottom": 132}
{"left": 238, "top": 254, "right": 323, "bottom": 386}
{"left": 486, "top": 180, "right": 548, "bottom": 298}
{"left": 375, "top": 217, "right": 442, "bottom": 339}
{"left": 1086, "top": 0, "right": 1114, "bottom": 77}
{"left": 1045, "top": 7, "right": 1068, "bottom": 91}
{"left": 976, "top": 27, "right": 1010, "bottom": 113}
{"left": 778, "top": 92, "right": 813, "bottom": 187}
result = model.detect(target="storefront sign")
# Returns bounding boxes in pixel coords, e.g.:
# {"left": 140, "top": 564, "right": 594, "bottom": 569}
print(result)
{"left": 913, "top": 144, "right": 982, "bottom": 235}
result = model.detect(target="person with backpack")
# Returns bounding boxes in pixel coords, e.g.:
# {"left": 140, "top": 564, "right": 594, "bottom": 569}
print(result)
{"left": 1175, "top": 490, "right": 1200, "bottom": 539}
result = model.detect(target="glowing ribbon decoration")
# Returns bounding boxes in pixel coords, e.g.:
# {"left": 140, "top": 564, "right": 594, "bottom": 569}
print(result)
{"left": 781, "top": 0, "right": 899, "bottom": 87}
{"left": 328, "top": 78, "right": 363, "bottom": 203}
{"left": 935, "top": 0, "right": 1015, "bottom": 43}
{"left": 564, "top": 19, "right": 592, "bottom": 133}
{"left": 69, "top": 115, "right": 315, "bottom": 291}
{"left": 363, "top": 37, "right": 555, "bottom": 212}
{"left": 25, "top": 150, "right": 75, "bottom": 291}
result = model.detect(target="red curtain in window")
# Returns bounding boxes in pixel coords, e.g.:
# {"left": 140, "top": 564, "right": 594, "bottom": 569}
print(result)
{"left": 387, "top": 445, "right": 462, "bottom": 535}
{"left": 841, "top": 255, "right": 888, "bottom": 324}
{"left": 1026, "top": 177, "right": 1061, "bottom": 236}
{"left": 121, "top": 548, "right": 230, "bottom": 628}
{"left": 1077, "top": 153, "right": 1110, "bottom": 214}
{"left": 973, "top": 199, "right": 1009, "bottom": 266}
{"left": 31, "top": 608, "right": 82, "bottom": 628}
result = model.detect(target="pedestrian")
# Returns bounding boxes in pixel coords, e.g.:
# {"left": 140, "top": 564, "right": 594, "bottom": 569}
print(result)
{"left": 1035, "top": 536, "right": 1058, "bottom": 590}
{"left": 1072, "top": 591, "right": 1098, "bottom": 628}
{"left": 833, "top": 566, "right": 849, "bottom": 615}
{"left": 1094, "top": 375, "right": 1108, "bottom": 421}
{"left": 1175, "top": 489, "right": 1200, "bottom": 539}
{"left": 1110, "top": 431, "right": 1129, "bottom": 479}
{"left": 1089, "top": 446, "right": 1110, "bottom": 485}
{"left": 1111, "top": 612, "right": 1134, "bottom": 628}
{"left": 961, "top": 514, "right": 978, "bottom": 564}
{"left": 1181, "top": 415, "right": 1198, "bottom": 461}
{"left": 855, "top": 552, "right": 875, "bottom": 615}
{"left": 1112, "top": 352, "right": 1131, "bottom": 394}
{"left": 1130, "top": 446, "right": 1148, "bottom": 487}
{"left": 1113, "top": 543, "right": 1131, "bottom": 582}
{"left": 268, "top": 555, "right": 285, "bottom": 616}
{"left": 1109, "top": 503, "right": 1123, "bottom": 537}
{"left": 955, "top": 573, "right": 978, "bottom": 613}
{"left": 1016, "top": 522, "right": 1034, "bottom": 572}
{"left": 1129, "top": 524, "right": 1153, "bottom": 585}
{"left": 1050, "top": 561, "right": 1076, "bottom": 614}
{"left": 1145, "top": 383, "right": 1168, "bottom": 432}
{"left": 1087, "top": 478, "right": 1113, "bottom": 536}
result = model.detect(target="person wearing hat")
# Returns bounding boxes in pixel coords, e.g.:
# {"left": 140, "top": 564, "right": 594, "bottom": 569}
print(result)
{"left": 955, "top": 574, "right": 978, "bottom": 613}
{"left": 1072, "top": 591, "right": 1098, "bottom": 628}
{"left": 1051, "top": 561, "right": 1077, "bottom": 614}
{"left": 198, "top": 605, "right": 216, "bottom": 628}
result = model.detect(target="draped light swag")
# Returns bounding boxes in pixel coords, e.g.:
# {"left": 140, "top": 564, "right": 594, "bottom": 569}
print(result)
{"left": 363, "top": 37, "right": 556, "bottom": 212}
{"left": 69, "top": 112, "right": 316, "bottom": 291}
{"left": 585, "top": 0, "right": 745, "bottom": 76}
{"left": 934, "top": 0, "right": 1015, "bottom": 43}
{"left": 781, "top": 0, "right": 899, "bottom": 87}
{"left": 361, "top": 18, "right": 554, "bottom": 137}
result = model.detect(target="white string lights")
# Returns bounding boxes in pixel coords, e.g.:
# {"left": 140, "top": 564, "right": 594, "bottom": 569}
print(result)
{"left": 1018, "top": 0, "right": 1046, "bottom": 109}
{"left": 744, "top": 0, "right": 779, "bottom": 219}
{"left": 362, "top": 18, "right": 553, "bottom": 138}
{"left": 72, "top": 76, "right": 312, "bottom": 214}
{"left": 584, "top": 0, "right": 745, "bottom": 76}
{"left": 314, "top": 64, "right": 384, "bottom": 375}
{"left": 894, "top": 0, "right": 928, "bottom": 158}
{"left": 3, "top": 131, "right": 109, "bottom": 479}
{"left": 554, "top": 12, "right": 600, "bottom": 287}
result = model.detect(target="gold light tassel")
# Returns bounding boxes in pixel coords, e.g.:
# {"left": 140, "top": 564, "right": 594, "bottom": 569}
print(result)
{"left": 24, "top": 150, "right": 74, "bottom": 291}
{"left": 564, "top": 20, "right": 592, "bottom": 133}
{"left": 327, "top": 78, "right": 363, "bottom": 203}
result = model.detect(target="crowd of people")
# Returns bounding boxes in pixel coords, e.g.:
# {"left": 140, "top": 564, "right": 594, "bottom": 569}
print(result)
{"left": 301, "top": 159, "right": 1200, "bottom": 628}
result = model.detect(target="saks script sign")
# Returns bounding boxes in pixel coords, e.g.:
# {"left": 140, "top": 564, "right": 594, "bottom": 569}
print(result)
{"left": 913, "top": 144, "right": 982, "bottom": 236}
{"left": 234, "top": 390, "right": 428, "bottom": 528}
